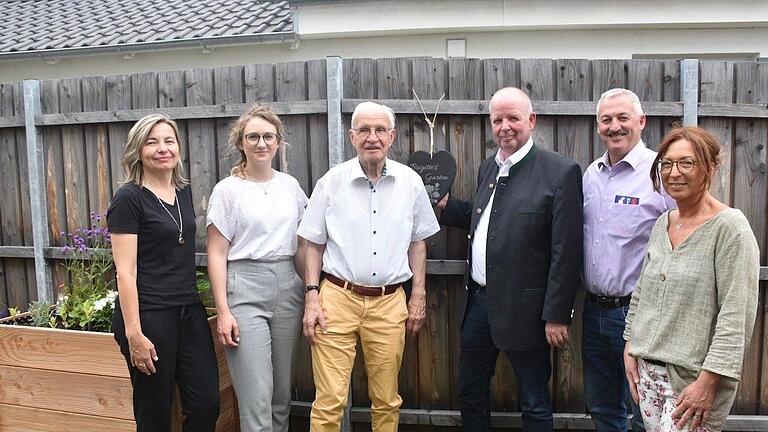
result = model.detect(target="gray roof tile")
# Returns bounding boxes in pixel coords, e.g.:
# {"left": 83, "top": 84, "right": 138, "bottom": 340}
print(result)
{"left": 1, "top": 0, "right": 294, "bottom": 55}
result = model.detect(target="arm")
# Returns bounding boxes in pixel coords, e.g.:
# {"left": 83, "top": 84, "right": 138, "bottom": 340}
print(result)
{"left": 438, "top": 194, "right": 473, "bottom": 229}
{"left": 302, "top": 239, "right": 327, "bottom": 345}
{"left": 206, "top": 225, "right": 238, "bottom": 347}
{"left": 543, "top": 163, "right": 583, "bottom": 347}
{"left": 112, "top": 233, "right": 157, "bottom": 375}
{"left": 294, "top": 236, "right": 308, "bottom": 284}
{"left": 406, "top": 240, "right": 427, "bottom": 336}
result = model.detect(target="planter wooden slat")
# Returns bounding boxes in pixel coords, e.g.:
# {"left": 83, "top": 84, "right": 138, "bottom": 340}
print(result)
{"left": 0, "top": 326, "right": 127, "bottom": 377}
{"left": 0, "top": 313, "right": 238, "bottom": 431}
{"left": 0, "top": 364, "right": 133, "bottom": 419}
{"left": 0, "top": 404, "right": 135, "bottom": 432}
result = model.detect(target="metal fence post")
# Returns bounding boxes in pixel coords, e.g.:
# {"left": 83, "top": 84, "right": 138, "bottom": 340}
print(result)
{"left": 681, "top": 59, "right": 699, "bottom": 126}
{"left": 22, "top": 79, "right": 53, "bottom": 303}
{"left": 326, "top": 56, "right": 344, "bottom": 168}
{"left": 324, "top": 55, "right": 352, "bottom": 431}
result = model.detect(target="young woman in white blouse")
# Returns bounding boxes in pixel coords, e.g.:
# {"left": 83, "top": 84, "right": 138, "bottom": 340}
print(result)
{"left": 206, "top": 105, "right": 308, "bottom": 432}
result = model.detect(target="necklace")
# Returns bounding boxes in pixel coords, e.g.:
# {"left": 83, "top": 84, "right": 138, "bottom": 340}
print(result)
{"left": 246, "top": 170, "right": 275, "bottom": 195}
{"left": 145, "top": 187, "right": 184, "bottom": 245}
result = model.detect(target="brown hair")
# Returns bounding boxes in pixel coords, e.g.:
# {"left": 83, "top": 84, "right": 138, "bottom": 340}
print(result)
{"left": 121, "top": 113, "right": 188, "bottom": 189}
{"left": 228, "top": 104, "right": 285, "bottom": 178}
{"left": 650, "top": 126, "right": 722, "bottom": 192}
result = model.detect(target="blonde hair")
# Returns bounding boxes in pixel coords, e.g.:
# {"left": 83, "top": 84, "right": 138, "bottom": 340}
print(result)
{"left": 229, "top": 104, "right": 285, "bottom": 178}
{"left": 121, "top": 114, "right": 188, "bottom": 188}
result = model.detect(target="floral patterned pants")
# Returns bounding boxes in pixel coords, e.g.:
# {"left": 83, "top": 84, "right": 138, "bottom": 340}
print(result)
{"left": 637, "top": 359, "right": 707, "bottom": 432}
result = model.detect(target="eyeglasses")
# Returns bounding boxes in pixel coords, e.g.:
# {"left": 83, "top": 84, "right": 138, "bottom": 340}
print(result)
{"left": 244, "top": 132, "right": 278, "bottom": 146}
{"left": 658, "top": 158, "right": 696, "bottom": 174}
{"left": 353, "top": 127, "right": 392, "bottom": 138}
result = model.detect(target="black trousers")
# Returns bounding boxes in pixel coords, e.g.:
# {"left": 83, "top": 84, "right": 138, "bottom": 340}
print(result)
{"left": 114, "top": 302, "right": 220, "bottom": 432}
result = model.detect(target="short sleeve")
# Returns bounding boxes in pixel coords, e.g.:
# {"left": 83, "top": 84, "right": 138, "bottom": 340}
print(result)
{"left": 107, "top": 185, "right": 143, "bottom": 234}
{"left": 295, "top": 180, "right": 309, "bottom": 222}
{"left": 206, "top": 181, "right": 235, "bottom": 241}
{"left": 297, "top": 176, "right": 328, "bottom": 244}
{"left": 410, "top": 173, "right": 441, "bottom": 241}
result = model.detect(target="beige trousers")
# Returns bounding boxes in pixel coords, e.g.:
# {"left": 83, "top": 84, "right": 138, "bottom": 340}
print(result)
{"left": 309, "top": 278, "right": 408, "bottom": 432}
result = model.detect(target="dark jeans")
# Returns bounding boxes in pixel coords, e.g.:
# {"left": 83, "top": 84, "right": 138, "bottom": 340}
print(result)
{"left": 582, "top": 299, "right": 645, "bottom": 432}
{"left": 114, "top": 302, "right": 220, "bottom": 432}
{"left": 458, "top": 288, "right": 554, "bottom": 432}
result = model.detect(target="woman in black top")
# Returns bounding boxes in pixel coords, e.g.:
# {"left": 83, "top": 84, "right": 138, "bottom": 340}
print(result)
{"left": 107, "top": 114, "right": 219, "bottom": 431}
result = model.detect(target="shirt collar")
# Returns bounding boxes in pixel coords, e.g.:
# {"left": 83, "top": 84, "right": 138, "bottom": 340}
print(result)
{"left": 495, "top": 136, "right": 534, "bottom": 168}
{"left": 598, "top": 140, "right": 646, "bottom": 170}
{"left": 352, "top": 157, "right": 392, "bottom": 183}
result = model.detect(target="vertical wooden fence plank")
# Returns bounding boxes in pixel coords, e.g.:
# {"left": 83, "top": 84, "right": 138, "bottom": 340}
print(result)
{"left": 482, "top": 58, "right": 519, "bottom": 161}
{"left": 244, "top": 63, "right": 277, "bottom": 172}
{"left": 40, "top": 79, "right": 68, "bottom": 296}
{"left": 554, "top": 58, "right": 591, "bottom": 413}
{"left": 343, "top": 58, "right": 376, "bottom": 161}
{"left": 732, "top": 61, "right": 768, "bottom": 414}
{"left": 661, "top": 60, "right": 682, "bottom": 137}
{"left": 411, "top": 57, "right": 452, "bottom": 413}
{"left": 158, "top": 70, "right": 189, "bottom": 176}
{"left": 628, "top": 60, "right": 663, "bottom": 149}
{"left": 307, "top": 59, "right": 329, "bottom": 191}
{"left": 106, "top": 75, "right": 132, "bottom": 194}
{"left": 0, "top": 82, "right": 28, "bottom": 308}
{"left": 591, "top": 60, "right": 627, "bottom": 161}
{"left": 276, "top": 61, "right": 310, "bottom": 192}
{"left": 699, "top": 61, "right": 734, "bottom": 204}
{"left": 520, "top": 59, "right": 556, "bottom": 153}
{"left": 59, "top": 78, "right": 89, "bottom": 233}
{"left": 214, "top": 66, "right": 244, "bottom": 180}
{"left": 185, "top": 68, "right": 217, "bottom": 251}
{"left": 377, "top": 57, "right": 412, "bottom": 164}
{"left": 82, "top": 76, "right": 111, "bottom": 216}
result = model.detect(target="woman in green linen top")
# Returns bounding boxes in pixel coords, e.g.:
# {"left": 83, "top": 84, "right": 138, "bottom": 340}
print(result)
{"left": 623, "top": 126, "right": 759, "bottom": 432}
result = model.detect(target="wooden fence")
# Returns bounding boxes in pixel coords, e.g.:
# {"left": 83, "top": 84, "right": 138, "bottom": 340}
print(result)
{"left": 0, "top": 57, "right": 767, "bottom": 429}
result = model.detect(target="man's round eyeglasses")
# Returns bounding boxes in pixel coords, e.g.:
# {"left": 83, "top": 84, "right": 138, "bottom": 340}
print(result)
{"left": 658, "top": 159, "right": 696, "bottom": 174}
{"left": 244, "top": 132, "right": 278, "bottom": 146}
{"left": 353, "top": 127, "right": 392, "bottom": 138}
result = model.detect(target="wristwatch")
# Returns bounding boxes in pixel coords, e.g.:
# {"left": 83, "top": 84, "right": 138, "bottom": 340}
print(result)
{"left": 305, "top": 284, "right": 320, "bottom": 293}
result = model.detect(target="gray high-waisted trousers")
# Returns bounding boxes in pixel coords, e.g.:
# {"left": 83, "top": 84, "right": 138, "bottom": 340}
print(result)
{"left": 226, "top": 258, "right": 303, "bottom": 432}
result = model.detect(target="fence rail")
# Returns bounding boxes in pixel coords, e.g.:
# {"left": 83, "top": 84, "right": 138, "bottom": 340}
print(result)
{"left": 1, "top": 57, "right": 767, "bottom": 426}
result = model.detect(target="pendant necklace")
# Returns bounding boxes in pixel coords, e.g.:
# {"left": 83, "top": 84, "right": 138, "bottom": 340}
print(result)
{"left": 246, "top": 170, "right": 274, "bottom": 195}
{"left": 146, "top": 187, "right": 184, "bottom": 245}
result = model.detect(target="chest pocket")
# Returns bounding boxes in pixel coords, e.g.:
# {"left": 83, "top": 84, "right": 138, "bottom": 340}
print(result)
{"left": 609, "top": 203, "right": 640, "bottom": 238}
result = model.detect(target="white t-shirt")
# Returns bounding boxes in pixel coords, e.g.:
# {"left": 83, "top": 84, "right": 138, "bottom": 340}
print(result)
{"left": 206, "top": 171, "right": 308, "bottom": 261}
{"left": 297, "top": 158, "right": 440, "bottom": 286}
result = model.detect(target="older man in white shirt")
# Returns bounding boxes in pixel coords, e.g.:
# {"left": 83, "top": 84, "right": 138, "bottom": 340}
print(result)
{"left": 298, "top": 101, "right": 440, "bottom": 432}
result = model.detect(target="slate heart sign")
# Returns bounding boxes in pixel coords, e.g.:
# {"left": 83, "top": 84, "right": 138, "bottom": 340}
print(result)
{"left": 407, "top": 150, "right": 456, "bottom": 205}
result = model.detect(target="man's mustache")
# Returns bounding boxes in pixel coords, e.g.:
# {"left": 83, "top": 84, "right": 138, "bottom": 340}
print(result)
{"left": 605, "top": 129, "right": 629, "bottom": 137}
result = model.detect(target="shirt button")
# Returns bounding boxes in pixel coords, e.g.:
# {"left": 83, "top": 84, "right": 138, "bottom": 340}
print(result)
{"left": 373, "top": 210, "right": 377, "bottom": 214}
{"left": 660, "top": 273, "right": 666, "bottom": 281}
{"left": 476, "top": 208, "right": 482, "bottom": 214}
{"left": 373, "top": 272, "right": 377, "bottom": 276}
{"left": 373, "top": 230, "right": 377, "bottom": 234}
{"left": 373, "top": 252, "right": 377, "bottom": 255}
{"left": 373, "top": 190, "right": 377, "bottom": 193}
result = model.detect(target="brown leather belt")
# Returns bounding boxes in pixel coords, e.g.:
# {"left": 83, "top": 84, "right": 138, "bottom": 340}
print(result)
{"left": 324, "top": 273, "right": 400, "bottom": 297}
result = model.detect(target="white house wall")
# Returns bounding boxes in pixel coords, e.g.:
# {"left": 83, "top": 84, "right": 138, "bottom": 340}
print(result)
{"left": 2, "top": 0, "right": 767, "bottom": 82}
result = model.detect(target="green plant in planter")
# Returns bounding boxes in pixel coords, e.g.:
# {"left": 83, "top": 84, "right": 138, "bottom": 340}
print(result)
{"left": 53, "top": 212, "right": 117, "bottom": 332}
{"left": 28, "top": 300, "right": 54, "bottom": 327}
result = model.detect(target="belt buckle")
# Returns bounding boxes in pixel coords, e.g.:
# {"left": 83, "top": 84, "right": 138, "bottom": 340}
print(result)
{"left": 379, "top": 286, "right": 385, "bottom": 296}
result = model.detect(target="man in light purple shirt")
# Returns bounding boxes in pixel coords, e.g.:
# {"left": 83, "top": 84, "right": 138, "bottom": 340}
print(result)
{"left": 582, "top": 88, "right": 675, "bottom": 432}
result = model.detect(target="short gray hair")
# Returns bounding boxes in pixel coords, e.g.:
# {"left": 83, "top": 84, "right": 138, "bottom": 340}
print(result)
{"left": 351, "top": 101, "right": 396, "bottom": 129}
{"left": 596, "top": 88, "right": 644, "bottom": 119}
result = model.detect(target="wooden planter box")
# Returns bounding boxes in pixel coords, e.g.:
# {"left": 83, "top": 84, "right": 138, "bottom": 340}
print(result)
{"left": 0, "top": 312, "right": 239, "bottom": 432}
